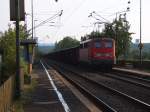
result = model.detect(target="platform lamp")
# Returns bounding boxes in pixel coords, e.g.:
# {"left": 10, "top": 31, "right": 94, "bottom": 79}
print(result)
{"left": 139, "top": 0, "right": 142, "bottom": 64}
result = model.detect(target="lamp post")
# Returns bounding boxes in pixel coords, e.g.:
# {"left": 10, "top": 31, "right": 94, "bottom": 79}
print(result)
{"left": 15, "top": 0, "right": 20, "bottom": 98}
{"left": 34, "top": 20, "right": 38, "bottom": 38}
{"left": 31, "top": 0, "right": 34, "bottom": 71}
{"left": 31, "top": 0, "right": 34, "bottom": 39}
{"left": 139, "top": 0, "right": 142, "bottom": 64}
{"left": 0, "top": 49, "right": 3, "bottom": 85}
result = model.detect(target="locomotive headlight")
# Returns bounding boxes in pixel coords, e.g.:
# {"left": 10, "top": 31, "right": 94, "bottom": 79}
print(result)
{"left": 105, "top": 53, "right": 112, "bottom": 57}
{"left": 95, "top": 53, "right": 102, "bottom": 57}
{"left": 95, "top": 53, "right": 112, "bottom": 57}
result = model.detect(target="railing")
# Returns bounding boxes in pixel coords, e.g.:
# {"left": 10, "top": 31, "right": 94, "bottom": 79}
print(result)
{"left": 0, "top": 75, "right": 15, "bottom": 112}
{"left": 116, "top": 60, "right": 150, "bottom": 69}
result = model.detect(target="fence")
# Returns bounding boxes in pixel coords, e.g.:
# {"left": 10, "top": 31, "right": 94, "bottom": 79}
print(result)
{"left": 116, "top": 60, "right": 150, "bottom": 69}
{"left": 0, "top": 75, "right": 15, "bottom": 112}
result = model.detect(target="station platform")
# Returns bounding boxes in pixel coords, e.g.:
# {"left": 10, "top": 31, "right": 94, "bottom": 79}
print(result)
{"left": 113, "top": 67, "right": 150, "bottom": 77}
{"left": 24, "top": 64, "right": 65, "bottom": 112}
{"left": 24, "top": 62, "right": 100, "bottom": 112}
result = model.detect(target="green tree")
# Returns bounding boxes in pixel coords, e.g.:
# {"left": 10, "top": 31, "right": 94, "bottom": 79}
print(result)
{"left": 103, "top": 18, "right": 132, "bottom": 58}
{"left": 81, "top": 31, "right": 104, "bottom": 41}
{"left": 81, "top": 18, "right": 132, "bottom": 58}
{"left": 88, "top": 31, "right": 104, "bottom": 38}
{"left": 129, "top": 49, "right": 150, "bottom": 60}
{"left": 55, "top": 17, "right": 131, "bottom": 59}
{"left": 0, "top": 25, "right": 28, "bottom": 80}
{"left": 54, "top": 36, "right": 79, "bottom": 50}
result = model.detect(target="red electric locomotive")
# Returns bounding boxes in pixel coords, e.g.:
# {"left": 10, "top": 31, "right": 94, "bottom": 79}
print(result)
{"left": 79, "top": 38, "right": 115, "bottom": 69}
{"left": 46, "top": 37, "right": 115, "bottom": 69}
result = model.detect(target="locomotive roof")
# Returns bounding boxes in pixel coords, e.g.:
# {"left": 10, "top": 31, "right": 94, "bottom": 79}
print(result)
{"left": 80, "top": 37, "right": 114, "bottom": 44}
{"left": 48, "top": 46, "right": 79, "bottom": 54}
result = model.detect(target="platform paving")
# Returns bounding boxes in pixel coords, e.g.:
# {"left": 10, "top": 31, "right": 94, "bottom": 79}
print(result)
{"left": 113, "top": 67, "right": 150, "bottom": 76}
{"left": 24, "top": 64, "right": 65, "bottom": 112}
{"left": 24, "top": 63, "right": 91, "bottom": 112}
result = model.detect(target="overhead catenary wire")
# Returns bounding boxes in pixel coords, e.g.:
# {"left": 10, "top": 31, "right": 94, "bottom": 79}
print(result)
{"left": 53, "top": 0, "right": 87, "bottom": 39}
{"left": 47, "top": 0, "right": 129, "bottom": 42}
{"left": 27, "top": 10, "right": 63, "bottom": 33}
{"left": 34, "top": 10, "right": 63, "bottom": 29}
{"left": 92, "top": 11, "right": 110, "bottom": 23}
{"left": 63, "top": 0, "right": 87, "bottom": 23}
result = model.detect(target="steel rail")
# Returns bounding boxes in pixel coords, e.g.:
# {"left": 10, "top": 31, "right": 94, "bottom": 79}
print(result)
{"left": 50, "top": 63, "right": 150, "bottom": 110}
{"left": 43, "top": 60, "right": 150, "bottom": 110}
{"left": 99, "top": 72, "right": 150, "bottom": 89}
{"left": 43, "top": 61, "right": 117, "bottom": 112}
{"left": 112, "top": 69, "right": 150, "bottom": 83}
{"left": 59, "top": 70, "right": 117, "bottom": 112}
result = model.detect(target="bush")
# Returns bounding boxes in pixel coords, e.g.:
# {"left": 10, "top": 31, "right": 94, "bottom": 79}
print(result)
{"left": 24, "top": 75, "right": 31, "bottom": 84}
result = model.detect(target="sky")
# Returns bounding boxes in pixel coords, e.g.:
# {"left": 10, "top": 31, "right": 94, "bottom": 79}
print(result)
{"left": 0, "top": 0, "right": 150, "bottom": 44}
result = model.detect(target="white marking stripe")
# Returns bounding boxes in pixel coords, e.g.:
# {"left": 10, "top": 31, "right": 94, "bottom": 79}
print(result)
{"left": 40, "top": 60, "right": 70, "bottom": 112}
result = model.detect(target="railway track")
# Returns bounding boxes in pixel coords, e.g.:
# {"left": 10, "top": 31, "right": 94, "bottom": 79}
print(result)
{"left": 76, "top": 66, "right": 150, "bottom": 105}
{"left": 44, "top": 61, "right": 150, "bottom": 112}
{"left": 94, "top": 71, "right": 150, "bottom": 104}
{"left": 112, "top": 69, "right": 150, "bottom": 80}
{"left": 111, "top": 70, "right": 150, "bottom": 88}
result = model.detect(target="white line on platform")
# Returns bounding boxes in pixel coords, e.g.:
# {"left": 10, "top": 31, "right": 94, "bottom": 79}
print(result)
{"left": 40, "top": 60, "right": 70, "bottom": 112}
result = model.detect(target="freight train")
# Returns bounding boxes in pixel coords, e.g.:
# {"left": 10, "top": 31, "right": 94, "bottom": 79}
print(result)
{"left": 46, "top": 37, "right": 116, "bottom": 69}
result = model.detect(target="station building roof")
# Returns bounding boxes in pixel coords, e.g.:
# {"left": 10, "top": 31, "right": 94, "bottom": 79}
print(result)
{"left": 20, "top": 39, "right": 37, "bottom": 46}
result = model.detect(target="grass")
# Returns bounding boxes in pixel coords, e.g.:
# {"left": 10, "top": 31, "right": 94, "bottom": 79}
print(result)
{"left": 22, "top": 78, "right": 37, "bottom": 104}
{"left": 13, "top": 77, "right": 37, "bottom": 112}
{"left": 13, "top": 100, "right": 24, "bottom": 112}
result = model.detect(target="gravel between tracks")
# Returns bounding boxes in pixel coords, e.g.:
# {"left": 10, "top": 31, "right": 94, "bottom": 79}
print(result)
{"left": 56, "top": 66, "right": 150, "bottom": 112}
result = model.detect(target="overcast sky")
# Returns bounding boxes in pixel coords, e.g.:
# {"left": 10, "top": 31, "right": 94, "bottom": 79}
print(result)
{"left": 0, "top": 0, "right": 150, "bottom": 44}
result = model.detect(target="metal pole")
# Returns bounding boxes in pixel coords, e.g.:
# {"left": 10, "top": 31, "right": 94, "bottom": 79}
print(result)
{"left": 15, "top": 0, "right": 20, "bottom": 98}
{"left": 34, "top": 20, "right": 37, "bottom": 38}
{"left": 0, "top": 49, "right": 3, "bottom": 85}
{"left": 32, "top": 0, "right": 34, "bottom": 39}
{"left": 31, "top": 0, "right": 34, "bottom": 67}
{"left": 139, "top": 0, "right": 142, "bottom": 64}
{"left": 0, "top": 54, "right": 1, "bottom": 85}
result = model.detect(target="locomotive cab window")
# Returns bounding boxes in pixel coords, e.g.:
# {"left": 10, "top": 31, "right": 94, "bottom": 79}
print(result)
{"left": 105, "top": 41, "right": 113, "bottom": 48}
{"left": 80, "top": 44, "right": 83, "bottom": 49}
{"left": 84, "top": 43, "right": 88, "bottom": 48}
{"left": 94, "top": 42, "right": 101, "bottom": 48}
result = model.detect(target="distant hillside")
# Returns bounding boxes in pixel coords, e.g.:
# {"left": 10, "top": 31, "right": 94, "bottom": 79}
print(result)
{"left": 130, "top": 43, "right": 150, "bottom": 52}
{"left": 37, "top": 44, "right": 55, "bottom": 54}
{"left": 127, "top": 43, "right": 150, "bottom": 60}
{"left": 37, "top": 43, "right": 150, "bottom": 55}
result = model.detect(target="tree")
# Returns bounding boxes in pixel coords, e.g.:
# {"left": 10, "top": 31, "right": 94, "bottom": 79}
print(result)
{"left": 129, "top": 49, "right": 150, "bottom": 60}
{"left": 88, "top": 31, "right": 104, "bottom": 38}
{"left": 81, "top": 17, "right": 132, "bottom": 58}
{"left": 54, "top": 36, "right": 79, "bottom": 50}
{"left": 81, "top": 31, "right": 104, "bottom": 41}
{"left": 103, "top": 18, "right": 132, "bottom": 58}
{"left": 0, "top": 24, "right": 28, "bottom": 80}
